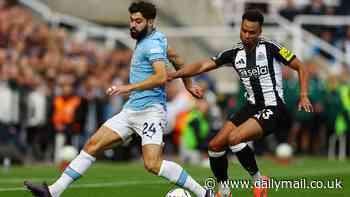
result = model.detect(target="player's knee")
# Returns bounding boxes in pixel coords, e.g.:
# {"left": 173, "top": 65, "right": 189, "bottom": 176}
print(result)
{"left": 144, "top": 159, "right": 161, "bottom": 175}
{"left": 228, "top": 134, "right": 241, "bottom": 146}
{"left": 208, "top": 139, "right": 224, "bottom": 152}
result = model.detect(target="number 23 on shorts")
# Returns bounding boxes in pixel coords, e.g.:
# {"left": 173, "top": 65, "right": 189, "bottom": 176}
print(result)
{"left": 254, "top": 109, "right": 273, "bottom": 120}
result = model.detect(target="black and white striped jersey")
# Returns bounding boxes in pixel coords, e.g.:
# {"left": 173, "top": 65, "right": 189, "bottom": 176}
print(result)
{"left": 212, "top": 37, "right": 296, "bottom": 107}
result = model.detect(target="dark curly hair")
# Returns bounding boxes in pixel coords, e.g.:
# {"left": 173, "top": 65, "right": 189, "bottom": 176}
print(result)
{"left": 129, "top": 1, "right": 156, "bottom": 20}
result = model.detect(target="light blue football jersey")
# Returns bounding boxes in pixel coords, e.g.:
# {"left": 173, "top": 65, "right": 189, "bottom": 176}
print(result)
{"left": 124, "top": 30, "right": 169, "bottom": 111}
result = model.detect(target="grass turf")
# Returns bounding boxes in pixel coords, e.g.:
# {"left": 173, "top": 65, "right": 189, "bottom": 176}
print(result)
{"left": 0, "top": 157, "right": 348, "bottom": 197}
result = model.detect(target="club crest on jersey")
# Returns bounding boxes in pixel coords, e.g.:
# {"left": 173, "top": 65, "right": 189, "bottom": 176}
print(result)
{"left": 257, "top": 52, "right": 266, "bottom": 61}
{"left": 237, "top": 65, "right": 269, "bottom": 78}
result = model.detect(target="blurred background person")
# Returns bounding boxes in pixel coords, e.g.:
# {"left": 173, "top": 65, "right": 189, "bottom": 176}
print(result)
{"left": 179, "top": 99, "right": 211, "bottom": 166}
{"left": 52, "top": 74, "right": 84, "bottom": 162}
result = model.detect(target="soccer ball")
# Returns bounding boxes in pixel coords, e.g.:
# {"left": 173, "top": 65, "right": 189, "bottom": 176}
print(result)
{"left": 275, "top": 143, "right": 293, "bottom": 158}
{"left": 61, "top": 145, "right": 78, "bottom": 161}
{"left": 166, "top": 188, "right": 192, "bottom": 197}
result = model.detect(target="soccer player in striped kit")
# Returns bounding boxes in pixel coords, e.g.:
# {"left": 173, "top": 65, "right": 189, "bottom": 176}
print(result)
{"left": 168, "top": 9, "right": 313, "bottom": 197}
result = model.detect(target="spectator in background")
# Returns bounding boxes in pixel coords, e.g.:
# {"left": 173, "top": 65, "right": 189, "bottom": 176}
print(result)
{"left": 292, "top": 62, "right": 326, "bottom": 154}
{"left": 166, "top": 80, "right": 194, "bottom": 153}
{"left": 279, "top": 67, "right": 298, "bottom": 144}
{"left": 52, "top": 74, "right": 83, "bottom": 162}
{"left": 336, "top": 66, "right": 350, "bottom": 155}
{"left": 0, "top": 65, "right": 17, "bottom": 138}
{"left": 314, "top": 30, "right": 336, "bottom": 64}
{"left": 25, "top": 23, "right": 49, "bottom": 58}
{"left": 341, "top": 26, "right": 350, "bottom": 71}
{"left": 324, "top": 73, "right": 343, "bottom": 149}
{"left": 279, "top": 0, "right": 300, "bottom": 21}
{"left": 302, "top": 0, "right": 326, "bottom": 15}
{"left": 26, "top": 72, "right": 50, "bottom": 161}
{"left": 0, "top": 64, "right": 24, "bottom": 163}
{"left": 196, "top": 77, "right": 223, "bottom": 141}
{"left": 301, "top": 0, "right": 327, "bottom": 36}
{"left": 337, "top": 0, "right": 350, "bottom": 15}
{"left": 0, "top": 12, "right": 10, "bottom": 48}
{"left": 180, "top": 99, "right": 210, "bottom": 165}
{"left": 79, "top": 75, "right": 106, "bottom": 149}
{"left": 101, "top": 65, "right": 126, "bottom": 119}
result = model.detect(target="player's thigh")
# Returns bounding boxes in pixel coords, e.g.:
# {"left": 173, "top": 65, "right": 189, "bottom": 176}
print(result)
{"left": 83, "top": 126, "right": 123, "bottom": 155}
{"left": 209, "top": 121, "right": 237, "bottom": 151}
{"left": 252, "top": 105, "right": 285, "bottom": 137}
{"left": 217, "top": 104, "right": 256, "bottom": 147}
{"left": 132, "top": 105, "right": 166, "bottom": 146}
{"left": 84, "top": 109, "right": 133, "bottom": 155}
{"left": 228, "top": 118, "right": 264, "bottom": 145}
{"left": 142, "top": 144, "right": 163, "bottom": 174}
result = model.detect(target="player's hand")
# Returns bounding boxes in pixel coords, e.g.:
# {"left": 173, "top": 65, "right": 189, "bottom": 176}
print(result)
{"left": 106, "top": 85, "right": 132, "bottom": 96}
{"left": 186, "top": 85, "right": 204, "bottom": 99}
{"left": 167, "top": 71, "right": 177, "bottom": 81}
{"left": 298, "top": 96, "right": 313, "bottom": 112}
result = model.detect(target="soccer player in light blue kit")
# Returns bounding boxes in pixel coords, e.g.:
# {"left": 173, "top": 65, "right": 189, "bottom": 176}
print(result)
{"left": 24, "top": 1, "right": 214, "bottom": 197}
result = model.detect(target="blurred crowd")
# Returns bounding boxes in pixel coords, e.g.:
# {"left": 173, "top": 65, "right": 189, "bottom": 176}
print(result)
{"left": 279, "top": 0, "right": 350, "bottom": 68}
{"left": 0, "top": 1, "right": 133, "bottom": 163}
{"left": 0, "top": 0, "right": 350, "bottom": 166}
{"left": 277, "top": 0, "right": 350, "bottom": 158}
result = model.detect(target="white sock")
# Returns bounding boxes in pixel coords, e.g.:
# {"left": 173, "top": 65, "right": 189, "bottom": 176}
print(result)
{"left": 229, "top": 142, "right": 247, "bottom": 153}
{"left": 49, "top": 151, "right": 96, "bottom": 197}
{"left": 253, "top": 171, "right": 262, "bottom": 180}
{"left": 158, "top": 160, "right": 206, "bottom": 197}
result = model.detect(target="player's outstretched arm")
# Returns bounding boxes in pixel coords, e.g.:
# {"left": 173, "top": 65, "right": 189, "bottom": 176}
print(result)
{"left": 167, "top": 48, "right": 193, "bottom": 88}
{"left": 167, "top": 47, "right": 203, "bottom": 98}
{"left": 287, "top": 58, "right": 313, "bottom": 112}
{"left": 169, "top": 58, "right": 218, "bottom": 80}
{"left": 106, "top": 60, "right": 167, "bottom": 96}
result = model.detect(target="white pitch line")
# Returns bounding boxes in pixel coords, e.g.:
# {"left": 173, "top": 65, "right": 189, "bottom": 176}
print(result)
{"left": 1, "top": 167, "right": 349, "bottom": 184}
{"left": 0, "top": 180, "right": 167, "bottom": 192}
{"left": 1, "top": 166, "right": 349, "bottom": 192}
{"left": 0, "top": 187, "right": 25, "bottom": 192}
{"left": 0, "top": 178, "right": 54, "bottom": 183}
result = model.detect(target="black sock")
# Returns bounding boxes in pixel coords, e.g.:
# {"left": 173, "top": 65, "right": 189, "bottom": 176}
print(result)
{"left": 209, "top": 153, "right": 228, "bottom": 183}
{"left": 235, "top": 145, "right": 259, "bottom": 176}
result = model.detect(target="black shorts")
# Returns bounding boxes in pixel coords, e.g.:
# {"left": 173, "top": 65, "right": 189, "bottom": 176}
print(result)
{"left": 229, "top": 103, "right": 291, "bottom": 136}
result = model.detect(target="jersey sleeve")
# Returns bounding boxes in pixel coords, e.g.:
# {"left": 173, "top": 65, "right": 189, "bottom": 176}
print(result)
{"left": 211, "top": 49, "right": 235, "bottom": 67}
{"left": 269, "top": 41, "right": 296, "bottom": 65}
{"left": 145, "top": 40, "right": 167, "bottom": 63}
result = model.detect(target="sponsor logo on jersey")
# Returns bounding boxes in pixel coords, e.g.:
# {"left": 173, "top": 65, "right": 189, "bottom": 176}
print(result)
{"left": 237, "top": 65, "right": 269, "bottom": 78}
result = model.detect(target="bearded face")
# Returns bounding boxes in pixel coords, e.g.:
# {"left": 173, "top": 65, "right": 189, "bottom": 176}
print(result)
{"left": 129, "top": 12, "right": 153, "bottom": 41}
{"left": 130, "top": 24, "right": 149, "bottom": 40}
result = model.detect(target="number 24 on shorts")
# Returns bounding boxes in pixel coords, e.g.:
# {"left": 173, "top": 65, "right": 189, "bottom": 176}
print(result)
{"left": 142, "top": 122, "right": 162, "bottom": 138}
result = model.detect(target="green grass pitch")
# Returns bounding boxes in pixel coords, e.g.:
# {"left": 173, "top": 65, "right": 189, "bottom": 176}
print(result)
{"left": 0, "top": 157, "right": 348, "bottom": 197}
